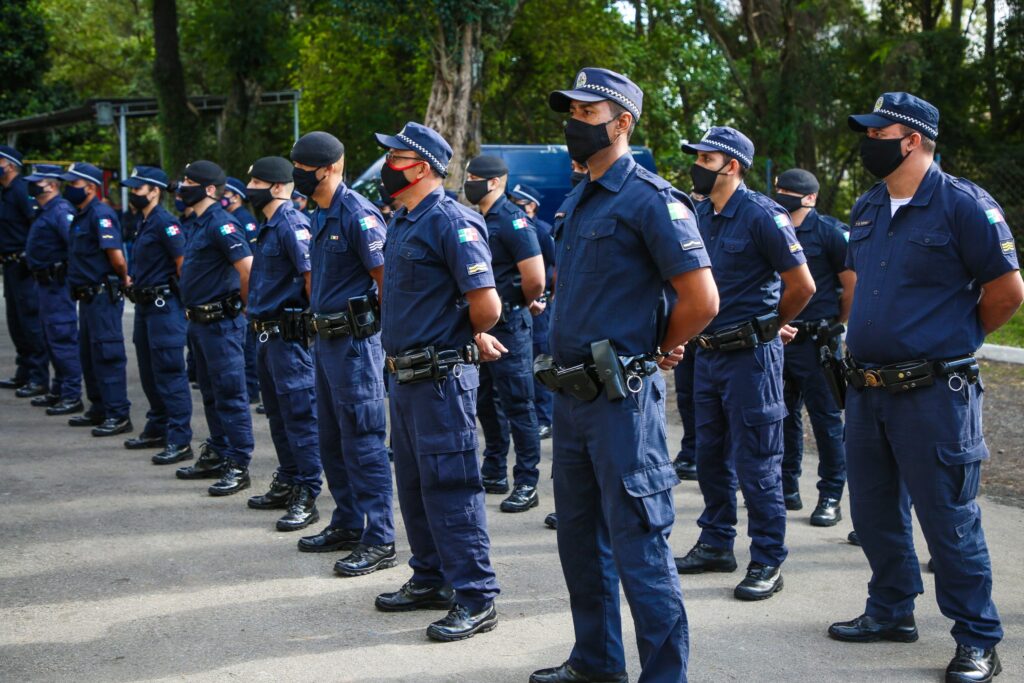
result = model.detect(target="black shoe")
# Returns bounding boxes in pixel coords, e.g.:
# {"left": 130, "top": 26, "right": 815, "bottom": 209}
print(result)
{"left": 15, "top": 382, "right": 46, "bottom": 398}
{"left": 426, "top": 602, "right": 498, "bottom": 642}
{"left": 810, "top": 497, "right": 842, "bottom": 526}
{"left": 848, "top": 530, "right": 861, "bottom": 546}
{"left": 152, "top": 444, "right": 193, "bottom": 465}
{"left": 208, "top": 464, "right": 250, "bottom": 496}
{"left": 544, "top": 512, "right": 558, "bottom": 530}
{"left": 247, "top": 474, "right": 293, "bottom": 509}
{"left": 529, "top": 661, "right": 628, "bottom": 683}
{"left": 175, "top": 442, "right": 227, "bottom": 479}
{"left": 255, "top": 403, "right": 266, "bottom": 415}
{"left": 784, "top": 491, "right": 803, "bottom": 511}
{"left": 927, "top": 558, "right": 935, "bottom": 573}
{"left": 375, "top": 580, "right": 455, "bottom": 612}
{"left": 673, "top": 458, "right": 697, "bottom": 481}
{"left": 276, "top": 486, "right": 319, "bottom": 531}
{"left": 483, "top": 476, "right": 509, "bottom": 494}
{"left": 31, "top": 393, "right": 59, "bottom": 407}
{"left": 946, "top": 645, "right": 1001, "bottom": 683}
{"left": 0, "top": 377, "right": 25, "bottom": 389}
{"left": 334, "top": 543, "right": 398, "bottom": 577}
{"left": 298, "top": 526, "right": 362, "bottom": 553}
{"left": 124, "top": 433, "right": 166, "bottom": 450}
{"left": 538, "top": 424, "right": 552, "bottom": 440}
{"left": 675, "top": 542, "right": 738, "bottom": 574}
{"left": 91, "top": 418, "right": 133, "bottom": 437}
{"left": 190, "top": 381, "right": 199, "bottom": 390}
{"left": 734, "top": 562, "right": 784, "bottom": 601}
{"left": 500, "top": 484, "right": 539, "bottom": 513}
{"left": 47, "top": 398, "right": 84, "bottom": 416}
{"left": 68, "top": 412, "right": 103, "bottom": 427}
{"left": 828, "top": 613, "right": 919, "bottom": 643}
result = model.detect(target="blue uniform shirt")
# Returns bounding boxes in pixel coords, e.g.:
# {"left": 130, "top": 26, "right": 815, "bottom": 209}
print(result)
{"left": 67, "top": 198, "right": 123, "bottom": 288}
{"left": 25, "top": 197, "right": 75, "bottom": 270}
{"left": 179, "top": 204, "right": 252, "bottom": 307}
{"left": 231, "top": 205, "right": 260, "bottom": 244}
{"left": 0, "top": 176, "right": 35, "bottom": 253}
{"left": 791, "top": 209, "right": 849, "bottom": 321}
{"left": 697, "top": 184, "right": 807, "bottom": 332}
{"left": 845, "top": 163, "right": 1019, "bottom": 364}
{"left": 550, "top": 153, "right": 711, "bottom": 365}
{"left": 248, "top": 203, "right": 312, "bottom": 319}
{"left": 310, "top": 182, "right": 386, "bottom": 314}
{"left": 381, "top": 186, "right": 495, "bottom": 355}
{"left": 483, "top": 195, "right": 541, "bottom": 305}
{"left": 129, "top": 205, "right": 185, "bottom": 287}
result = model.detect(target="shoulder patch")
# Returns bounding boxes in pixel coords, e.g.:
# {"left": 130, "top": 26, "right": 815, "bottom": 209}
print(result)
{"left": 667, "top": 202, "right": 690, "bottom": 221}
{"left": 773, "top": 213, "right": 792, "bottom": 229}
{"left": 165, "top": 225, "right": 181, "bottom": 237}
{"left": 1001, "top": 239, "right": 1015, "bottom": 254}
{"left": 512, "top": 217, "right": 529, "bottom": 230}
{"left": 219, "top": 224, "right": 236, "bottom": 235}
{"left": 245, "top": 222, "right": 257, "bottom": 232}
{"left": 986, "top": 208, "right": 1005, "bottom": 225}
{"left": 294, "top": 228, "right": 311, "bottom": 241}
{"left": 99, "top": 218, "right": 113, "bottom": 228}
{"left": 467, "top": 262, "right": 489, "bottom": 275}
{"left": 359, "top": 215, "right": 380, "bottom": 231}
{"left": 680, "top": 238, "right": 703, "bottom": 251}
{"left": 458, "top": 227, "right": 480, "bottom": 243}
{"left": 789, "top": 241, "right": 803, "bottom": 253}
{"left": 66, "top": 213, "right": 75, "bottom": 223}
{"left": 367, "top": 239, "right": 384, "bottom": 252}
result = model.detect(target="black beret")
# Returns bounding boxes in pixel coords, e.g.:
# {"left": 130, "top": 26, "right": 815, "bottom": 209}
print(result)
{"left": 184, "top": 160, "right": 226, "bottom": 187}
{"left": 248, "top": 156, "right": 295, "bottom": 184}
{"left": 290, "top": 131, "right": 345, "bottom": 166}
{"left": 775, "top": 168, "right": 820, "bottom": 195}
{"left": 466, "top": 155, "right": 508, "bottom": 179}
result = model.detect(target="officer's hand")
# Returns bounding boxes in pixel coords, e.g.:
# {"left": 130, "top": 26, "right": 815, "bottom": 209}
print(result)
{"left": 780, "top": 324, "right": 798, "bottom": 345}
{"left": 475, "top": 333, "right": 508, "bottom": 362}
{"left": 123, "top": 275, "right": 133, "bottom": 287}
{"left": 528, "top": 300, "right": 547, "bottom": 316}
{"left": 657, "top": 344, "right": 685, "bottom": 371}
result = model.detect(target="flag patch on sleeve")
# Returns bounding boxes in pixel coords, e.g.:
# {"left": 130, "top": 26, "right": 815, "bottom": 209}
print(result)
{"left": 512, "top": 217, "right": 528, "bottom": 230}
{"left": 467, "top": 262, "right": 488, "bottom": 275}
{"left": 986, "top": 208, "right": 1005, "bottom": 224}
{"left": 774, "top": 214, "right": 792, "bottom": 228}
{"left": 294, "top": 228, "right": 311, "bottom": 241}
{"left": 359, "top": 215, "right": 379, "bottom": 231}
{"left": 166, "top": 225, "right": 181, "bottom": 237}
{"left": 245, "top": 222, "right": 257, "bottom": 232}
{"left": 458, "top": 228, "right": 479, "bottom": 243}
{"left": 99, "top": 218, "right": 113, "bottom": 228}
{"left": 219, "top": 224, "right": 236, "bottom": 235}
{"left": 667, "top": 202, "right": 690, "bottom": 221}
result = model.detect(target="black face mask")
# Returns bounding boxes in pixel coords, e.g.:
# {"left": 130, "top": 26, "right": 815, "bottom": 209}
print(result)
{"left": 689, "top": 162, "right": 729, "bottom": 196}
{"left": 27, "top": 182, "right": 46, "bottom": 198}
{"left": 463, "top": 179, "right": 490, "bottom": 205}
{"left": 380, "top": 160, "right": 425, "bottom": 199}
{"left": 178, "top": 183, "right": 209, "bottom": 207}
{"left": 128, "top": 193, "right": 151, "bottom": 212}
{"left": 247, "top": 188, "right": 278, "bottom": 213}
{"left": 570, "top": 170, "right": 587, "bottom": 187}
{"left": 63, "top": 185, "right": 88, "bottom": 206}
{"left": 564, "top": 117, "right": 616, "bottom": 164}
{"left": 859, "top": 135, "right": 910, "bottom": 179}
{"left": 773, "top": 193, "right": 806, "bottom": 213}
{"left": 292, "top": 167, "right": 323, "bottom": 197}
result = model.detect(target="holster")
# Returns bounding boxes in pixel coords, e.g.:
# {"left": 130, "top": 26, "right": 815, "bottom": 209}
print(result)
{"left": 820, "top": 346, "right": 847, "bottom": 410}
{"left": 106, "top": 274, "right": 124, "bottom": 304}
{"left": 753, "top": 312, "right": 781, "bottom": 343}
{"left": 281, "top": 308, "right": 308, "bottom": 343}
{"left": 591, "top": 339, "right": 628, "bottom": 401}
{"left": 347, "top": 294, "right": 381, "bottom": 339}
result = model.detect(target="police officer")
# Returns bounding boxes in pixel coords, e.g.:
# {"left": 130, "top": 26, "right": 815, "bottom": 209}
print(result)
{"left": 671, "top": 340, "right": 698, "bottom": 481}
{"left": 173, "top": 161, "right": 255, "bottom": 496}
{"left": 828, "top": 93, "right": 1022, "bottom": 683}
{"left": 509, "top": 182, "right": 556, "bottom": 441}
{"left": 61, "top": 163, "right": 134, "bottom": 436}
{"left": 530, "top": 68, "right": 718, "bottom": 683}
{"left": 224, "top": 176, "right": 261, "bottom": 406}
{"left": 373, "top": 121, "right": 502, "bottom": 642}
{"left": 22, "top": 164, "right": 83, "bottom": 415}
{"left": 241, "top": 156, "right": 323, "bottom": 531}
{"left": 291, "top": 189, "right": 315, "bottom": 218}
{"left": 674, "top": 127, "right": 815, "bottom": 601}
{"left": 465, "top": 156, "right": 545, "bottom": 513}
{"left": 773, "top": 168, "right": 855, "bottom": 525}
{"left": 121, "top": 166, "right": 194, "bottom": 464}
{"left": 0, "top": 145, "right": 48, "bottom": 394}
{"left": 288, "top": 132, "right": 396, "bottom": 574}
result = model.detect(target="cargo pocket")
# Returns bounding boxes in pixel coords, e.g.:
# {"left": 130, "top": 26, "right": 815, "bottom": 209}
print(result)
{"left": 622, "top": 461, "right": 679, "bottom": 532}
{"left": 426, "top": 451, "right": 482, "bottom": 490}
{"left": 97, "top": 339, "right": 126, "bottom": 363}
{"left": 937, "top": 437, "right": 988, "bottom": 505}
{"left": 742, "top": 400, "right": 787, "bottom": 457}
{"left": 952, "top": 507, "right": 984, "bottom": 562}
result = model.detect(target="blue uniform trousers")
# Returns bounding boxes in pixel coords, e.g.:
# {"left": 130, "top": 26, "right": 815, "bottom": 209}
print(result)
{"left": 244, "top": 324, "right": 260, "bottom": 402}
{"left": 846, "top": 378, "right": 1002, "bottom": 649}
{"left": 37, "top": 281, "right": 81, "bottom": 401}
{"left": 532, "top": 306, "right": 554, "bottom": 428}
{"left": 257, "top": 335, "right": 322, "bottom": 496}
{"left": 478, "top": 311, "right": 541, "bottom": 486}
{"left": 553, "top": 373, "right": 687, "bottom": 683}
{"left": 673, "top": 345, "right": 696, "bottom": 464}
{"left": 314, "top": 334, "right": 392, "bottom": 543}
{"left": 390, "top": 365, "right": 499, "bottom": 612}
{"left": 782, "top": 338, "right": 846, "bottom": 499}
{"left": 188, "top": 316, "right": 253, "bottom": 466}
{"left": 78, "top": 294, "right": 129, "bottom": 420}
{"left": 4, "top": 261, "right": 47, "bottom": 385}
{"left": 133, "top": 298, "right": 191, "bottom": 445}
{"left": 694, "top": 339, "right": 788, "bottom": 567}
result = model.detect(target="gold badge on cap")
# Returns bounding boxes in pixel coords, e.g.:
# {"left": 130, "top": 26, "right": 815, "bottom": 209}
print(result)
{"left": 576, "top": 71, "right": 587, "bottom": 88}
{"left": 874, "top": 96, "right": 884, "bottom": 111}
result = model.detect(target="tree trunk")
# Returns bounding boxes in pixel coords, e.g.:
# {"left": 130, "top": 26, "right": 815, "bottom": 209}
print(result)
{"left": 951, "top": 0, "right": 964, "bottom": 33}
{"left": 218, "top": 74, "right": 260, "bottom": 178}
{"left": 984, "top": 0, "right": 1001, "bottom": 130}
{"left": 151, "top": 0, "right": 198, "bottom": 177}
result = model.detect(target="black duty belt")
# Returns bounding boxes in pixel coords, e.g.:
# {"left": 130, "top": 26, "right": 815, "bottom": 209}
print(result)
{"left": 385, "top": 344, "right": 480, "bottom": 384}
{"left": 790, "top": 318, "right": 841, "bottom": 344}
{"left": 844, "top": 355, "right": 979, "bottom": 393}
{"left": 308, "top": 294, "right": 381, "bottom": 340}
{"left": 126, "top": 284, "right": 175, "bottom": 307}
{"left": 251, "top": 308, "right": 307, "bottom": 343}
{"left": 534, "top": 339, "right": 661, "bottom": 403}
{"left": 185, "top": 294, "right": 243, "bottom": 324}
{"left": 71, "top": 276, "right": 123, "bottom": 304}
{"left": 308, "top": 311, "right": 353, "bottom": 339}
{"left": 32, "top": 261, "right": 68, "bottom": 285}
{"left": 697, "top": 313, "right": 781, "bottom": 352}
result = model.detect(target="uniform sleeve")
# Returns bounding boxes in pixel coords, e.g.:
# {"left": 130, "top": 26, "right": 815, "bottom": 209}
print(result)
{"left": 750, "top": 207, "right": 806, "bottom": 273}
{"left": 57, "top": 209, "right": 73, "bottom": 247}
{"left": 210, "top": 220, "right": 252, "bottom": 263}
{"left": 282, "top": 218, "right": 312, "bottom": 274}
{"left": 159, "top": 219, "right": 186, "bottom": 259}
{"left": 639, "top": 188, "right": 712, "bottom": 278}
{"left": 441, "top": 219, "right": 495, "bottom": 294}
{"left": 845, "top": 197, "right": 870, "bottom": 271}
{"left": 957, "top": 194, "right": 1019, "bottom": 284}
{"left": 344, "top": 206, "right": 386, "bottom": 273}
{"left": 823, "top": 219, "right": 850, "bottom": 274}
{"left": 96, "top": 213, "right": 123, "bottom": 251}
{"left": 505, "top": 213, "right": 542, "bottom": 263}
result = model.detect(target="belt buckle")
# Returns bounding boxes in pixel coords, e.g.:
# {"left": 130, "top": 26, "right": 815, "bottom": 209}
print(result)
{"left": 863, "top": 370, "right": 882, "bottom": 388}
{"left": 697, "top": 336, "right": 713, "bottom": 350}
{"left": 385, "top": 356, "right": 397, "bottom": 374}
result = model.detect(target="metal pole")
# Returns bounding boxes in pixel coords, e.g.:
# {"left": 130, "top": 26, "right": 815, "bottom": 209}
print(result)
{"left": 118, "top": 107, "right": 128, "bottom": 210}
{"left": 293, "top": 97, "right": 300, "bottom": 143}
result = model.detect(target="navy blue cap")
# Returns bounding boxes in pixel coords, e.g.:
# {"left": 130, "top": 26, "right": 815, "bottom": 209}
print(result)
{"left": 291, "top": 190, "right": 307, "bottom": 200}
{"left": 60, "top": 162, "right": 104, "bottom": 186}
{"left": 466, "top": 155, "right": 508, "bottom": 179}
{"left": 775, "top": 168, "right": 819, "bottom": 195}
{"left": 290, "top": 131, "right": 345, "bottom": 166}
{"left": 849, "top": 92, "right": 939, "bottom": 140}
{"left": 682, "top": 126, "right": 755, "bottom": 169}
{"left": 375, "top": 122, "right": 453, "bottom": 177}
{"left": 509, "top": 183, "right": 542, "bottom": 207}
{"left": 0, "top": 145, "right": 23, "bottom": 166}
{"left": 122, "top": 165, "right": 169, "bottom": 189}
{"left": 183, "top": 160, "right": 226, "bottom": 187}
{"left": 549, "top": 68, "right": 643, "bottom": 121}
{"left": 225, "top": 177, "right": 247, "bottom": 199}
{"left": 25, "top": 164, "right": 65, "bottom": 182}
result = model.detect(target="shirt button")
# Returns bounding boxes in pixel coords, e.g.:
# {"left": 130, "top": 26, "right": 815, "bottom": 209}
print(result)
{"left": 873, "top": 289, "right": 879, "bottom": 295}
{"left": 867, "top": 320, "right": 873, "bottom": 326}
{"left": 880, "top": 261, "right": 886, "bottom": 267}
{"left": 888, "top": 231, "right": 894, "bottom": 237}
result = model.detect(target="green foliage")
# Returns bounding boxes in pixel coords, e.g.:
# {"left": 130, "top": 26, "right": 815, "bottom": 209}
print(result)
{"left": 0, "top": 0, "right": 51, "bottom": 121}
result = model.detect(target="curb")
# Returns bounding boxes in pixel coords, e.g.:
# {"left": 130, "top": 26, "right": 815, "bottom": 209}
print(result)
{"left": 978, "top": 343, "right": 1024, "bottom": 365}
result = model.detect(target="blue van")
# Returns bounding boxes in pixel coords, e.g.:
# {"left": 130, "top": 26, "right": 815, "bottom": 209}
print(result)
{"left": 351, "top": 144, "right": 657, "bottom": 225}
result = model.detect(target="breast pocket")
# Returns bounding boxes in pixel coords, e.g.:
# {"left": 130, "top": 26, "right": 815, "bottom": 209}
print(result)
{"left": 320, "top": 236, "right": 349, "bottom": 280}
{"left": 906, "top": 228, "right": 953, "bottom": 284}
{"left": 261, "top": 241, "right": 288, "bottom": 274}
{"left": 719, "top": 236, "right": 753, "bottom": 266}
{"left": 846, "top": 224, "right": 873, "bottom": 269}
{"left": 396, "top": 243, "right": 428, "bottom": 292}
{"left": 578, "top": 219, "right": 617, "bottom": 272}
